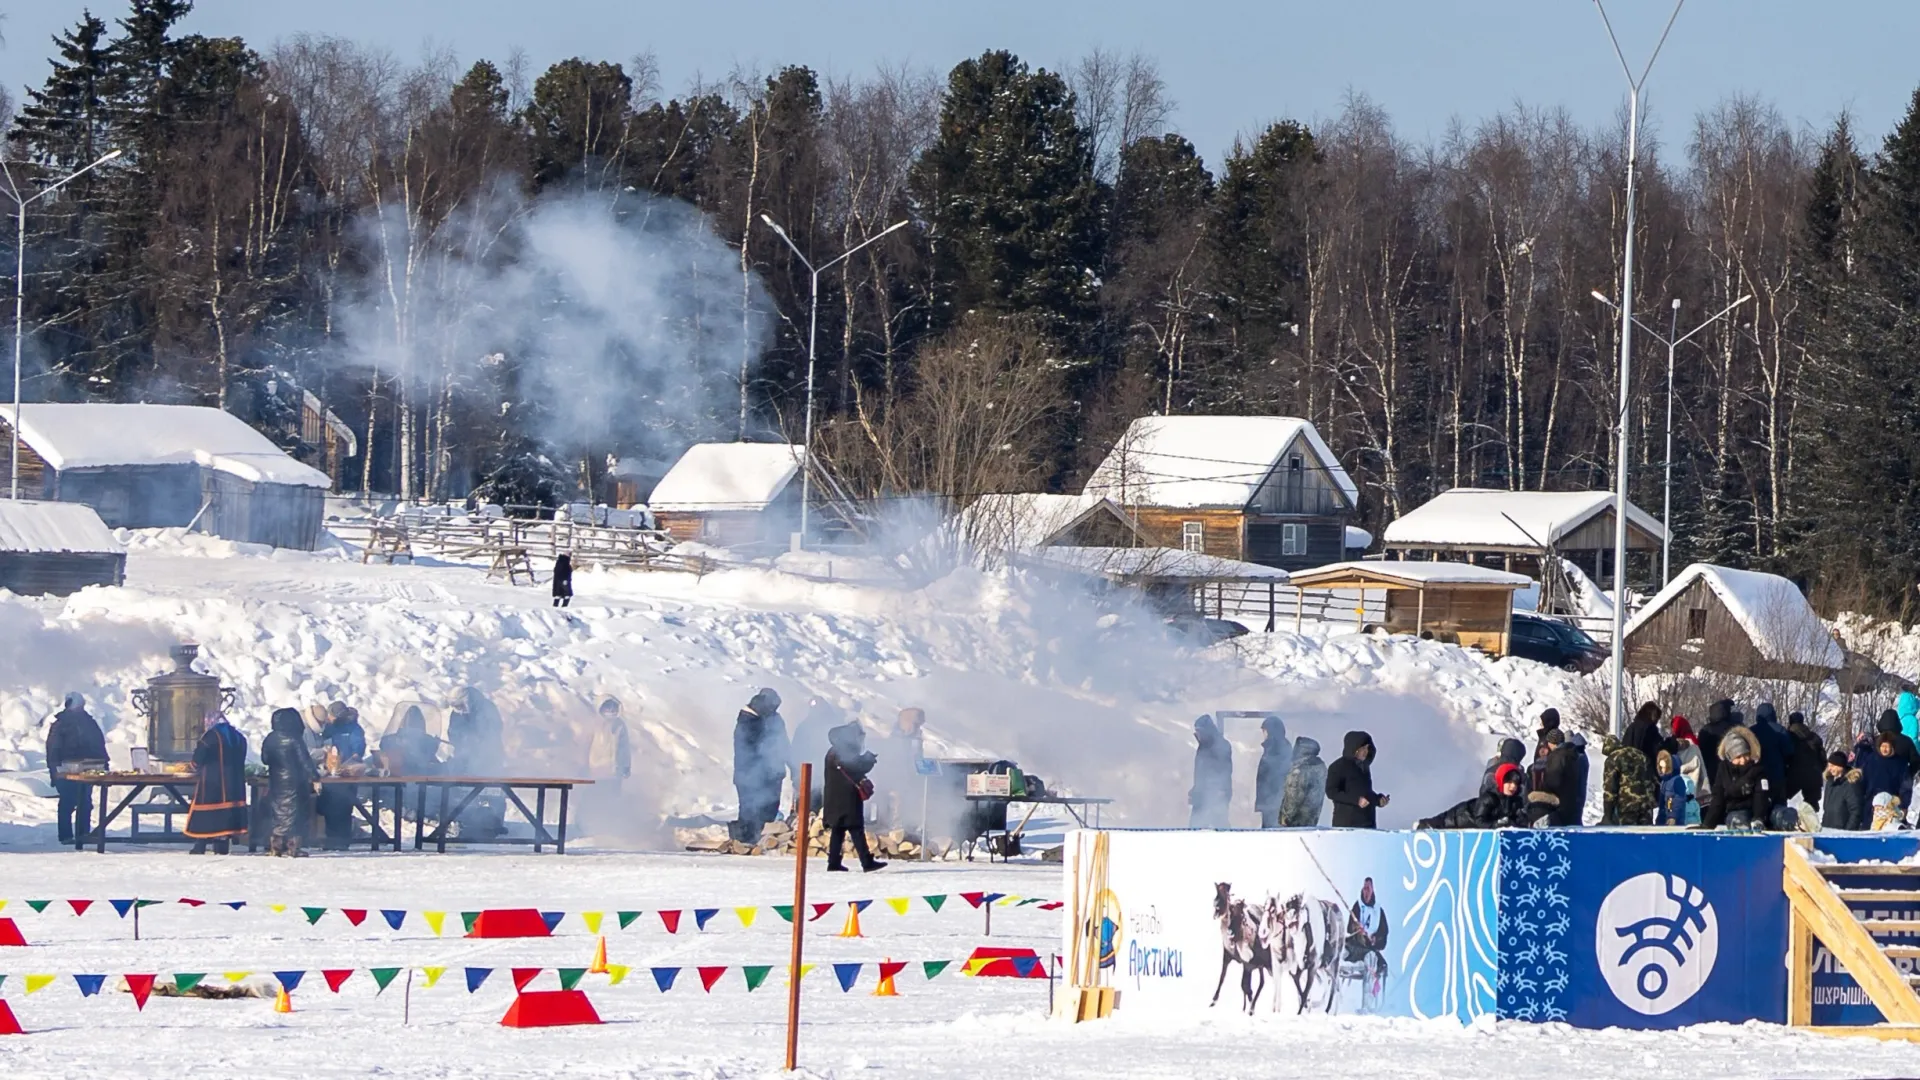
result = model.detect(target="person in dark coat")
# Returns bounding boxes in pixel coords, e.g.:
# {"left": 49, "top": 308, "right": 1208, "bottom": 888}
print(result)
{"left": 317, "top": 702, "right": 367, "bottom": 850}
{"left": 1419, "top": 763, "right": 1525, "bottom": 829}
{"left": 823, "top": 721, "right": 884, "bottom": 871}
{"left": 1654, "top": 749, "right": 1692, "bottom": 826}
{"left": 1253, "top": 715, "right": 1292, "bottom": 828}
{"left": 732, "top": 688, "right": 791, "bottom": 844}
{"left": 379, "top": 706, "right": 442, "bottom": 776}
{"left": 1326, "top": 730, "right": 1387, "bottom": 828}
{"left": 1536, "top": 729, "right": 1584, "bottom": 827}
{"left": 185, "top": 713, "right": 249, "bottom": 854}
{"left": 1566, "top": 732, "right": 1592, "bottom": 824}
{"left": 45, "top": 692, "right": 108, "bottom": 845}
{"left": 1697, "top": 699, "right": 1737, "bottom": 777}
{"left": 1480, "top": 738, "right": 1529, "bottom": 798}
{"left": 1785, "top": 712, "right": 1827, "bottom": 811}
{"left": 1189, "top": 715, "right": 1232, "bottom": 828}
{"left": 1701, "top": 724, "right": 1770, "bottom": 829}
{"left": 552, "top": 554, "right": 574, "bottom": 607}
{"left": 1860, "top": 731, "right": 1910, "bottom": 809}
{"left": 1752, "top": 703, "right": 1794, "bottom": 801}
{"left": 261, "top": 707, "right": 319, "bottom": 857}
{"left": 1624, "top": 702, "right": 1666, "bottom": 786}
{"left": 1822, "top": 751, "right": 1865, "bottom": 831}
{"left": 1278, "top": 736, "right": 1326, "bottom": 827}
{"left": 1533, "top": 708, "right": 1562, "bottom": 762}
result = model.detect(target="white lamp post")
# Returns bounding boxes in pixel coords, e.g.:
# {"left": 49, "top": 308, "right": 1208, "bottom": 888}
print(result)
{"left": 1, "top": 148, "right": 124, "bottom": 500}
{"left": 1593, "top": 0, "right": 1683, "bottom": 737}
{"left": 758, "top": 215, "right": 909, "bottom": 550}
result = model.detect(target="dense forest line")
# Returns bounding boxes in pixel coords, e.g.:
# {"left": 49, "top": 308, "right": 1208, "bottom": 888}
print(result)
{"left": 6, "top": 1, "right": 1920, "bottom": 612}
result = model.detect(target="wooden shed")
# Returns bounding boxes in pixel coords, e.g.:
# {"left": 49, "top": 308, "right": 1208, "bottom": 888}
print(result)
{"left": 648, "top": 442, "right": 807, "bottom": 549}
{"left": 1285, "top": 561, "right": 1532, "bottom": 655}
{"left": 1381, "top": 488, "right": 1666, "bottom": 583}
{"left": 0, "top": 499, "right": 125, "bottom": 595}
{"left": 1082, "top": 415, "right": 1360, "bottom": 572}
{"left": 1621, "top": 563, "right": 1843, "bottom": 682}
{"left": 0, "top": 404, "right": 330, "bottom": 550}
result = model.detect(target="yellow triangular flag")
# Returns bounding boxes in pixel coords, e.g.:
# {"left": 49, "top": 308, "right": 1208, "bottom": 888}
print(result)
{"left": 605, "top": 963, "right": 629, "bottom": 986}
{"left": 422, "top": 966, "right": 445, "bottom": 988}
{"left": 996, "top": 895, "right": 1018, "bottom": 906}
{"left": 24, "top": 974, "right": 54, "bottom": 994}
{"left": 798, "top": 963, "right": 817, "bottom": 980}
{"left": 734, "top": 906, "right": 758, "bottom": 929}
{"left": 269, "top": 904, "right": 286, "bottom": 914}
{"left": 0, "top": 899, "right": 8, "bottom": 912}
{"left": 223, "top": 971, "right": 253, "bottom": 984}
{"left": 423, "top": 911, "right": 446, "bottom": 936}
{"left": 963, "top": 959, "right": 988, "bottom": 976}
{"left": 581, "top": 911, "right": 604, "bottom": 934}
{"left": 885, "top": 897, "right": 910, "bottom": 916}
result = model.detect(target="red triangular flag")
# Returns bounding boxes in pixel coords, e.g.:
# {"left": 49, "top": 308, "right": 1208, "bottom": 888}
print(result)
{"left": 341, "top": 909, "right": 368, "bottom": 927}
{"left": 177, "top": 898, "right": 205, "bottom": 907}
{"left": 68, "top": 900, "right": 94, "bottom": 917}
{"left": 658, "top": 910, "right": 682, "bottom": 934}
{"left": 126, "top": 974, "right": 156, "bottom": 1011}
{"left": 512, "top": 968, "right": 541, "bottom": 992}
{"left": 877, "top": 961, "right": 907, "bottom": 981}
{"left": 697, "top": 966, "right": 727, "bottom": 992}
{"left": 960, "top": 891, "right": 986, "bottom": 908}
{"left": 322, "top": 969, "right": 354, "bottom": 993}
{"left": 809, "top": 902, "right": 834, "bottom": 921}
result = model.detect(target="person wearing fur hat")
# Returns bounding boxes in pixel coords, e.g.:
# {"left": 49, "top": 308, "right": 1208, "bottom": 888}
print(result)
{"left": 1822, "top": 751, "right": 1865, "bottom": 831}
{"left": 1278, "top": 736, "right": 1326, "bottom": 826}
{"left": 732, "top": 688, "right": 790, "bottom": 844}
{"left": 1701, "top": 724, "right": 1770, "bottom": 829}
{"left": 1654, "top": 749, "right": 1696, "bottom": 826}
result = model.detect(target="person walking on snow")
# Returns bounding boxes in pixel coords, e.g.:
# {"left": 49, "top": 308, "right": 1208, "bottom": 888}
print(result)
{"left": 1189, "top": 715, "right": 1232, "bottom": 828}
{"left": 551, "top": 554, "right": 574, "bottom": 608}
{"left": 1253, "top": 715, "right": 1292, "bottom": 829}
{"left": 1278, "top": 736, "right": 1327, "bottom": 827}
{"left": 185, "top": 712, "right": 249, "bottom": 855}
{"left": 732, "top": 688, "right": 791, "bottom": 844}
{"left": 1326, "top": 730, "right": 1387, "bottom": 828}
{"left": 823, "top": 721, "right": 885, "bottom": 872}
{"left": 261, "top": 707, "right": 319, "bottom": 857}
{"left": 45, "top": 692, "right": 107, "bottom": 846}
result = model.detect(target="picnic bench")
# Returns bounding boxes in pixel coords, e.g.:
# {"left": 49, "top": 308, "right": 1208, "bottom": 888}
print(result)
{"left": 409, "top": 777, "right": 590, "bottom": 854}
{"left": 962, "top": 794, "right": 1114, "bottom": 862}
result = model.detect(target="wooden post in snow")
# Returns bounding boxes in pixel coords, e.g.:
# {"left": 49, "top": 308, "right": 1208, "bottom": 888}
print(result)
{"left": 785, "top": 763, "right": 813, "bottom": 1071}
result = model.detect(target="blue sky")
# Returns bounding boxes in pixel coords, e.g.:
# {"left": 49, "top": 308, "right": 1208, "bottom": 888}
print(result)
{"left": 3, "top": 0, "right": 1915, "bottom": 167}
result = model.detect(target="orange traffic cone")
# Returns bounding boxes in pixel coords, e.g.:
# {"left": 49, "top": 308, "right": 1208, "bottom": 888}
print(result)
{"left": 872, "top": 959, "right": 898, "bottom": 997}
{"left": 274, "top": 987, "right": 293, "bottom": 1013}
{"left": 588, "top": 935, "right": 609, "bottom": 975}
{"left": 838, "top": 902, "right": 863, "bottom": 939}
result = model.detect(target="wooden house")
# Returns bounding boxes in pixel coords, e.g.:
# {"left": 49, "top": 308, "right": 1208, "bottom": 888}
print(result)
{"left": 648, "top": 442, "right": 806, "bottom": 548}
{"left": 299, "top": 391, "right": 357, "bottom": 488}
{"left": 0, "top": 499, "right": 125, "bottom": 596}
{"left": 1381, "top": 488, "right": 1666, "bottom": 583}
{"left": 1621, "top": 563, "right": 1843, "bottom": 682}
{"left": 1082, "top": 416, "right": 1360, "bottom": 572}
{"left": 1285, "top": 561, "right": 1531, "bottom": 655}
{"left": 956, "top": 494, "right": 1147, "bottom": 567}
{"left": 0, "top": 404, "right": 330, "bottom": 550}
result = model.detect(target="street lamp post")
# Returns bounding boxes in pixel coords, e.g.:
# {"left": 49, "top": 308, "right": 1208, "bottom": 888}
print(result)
{"left": 758, "top": 215, "right": 909, "bottom": 550}
{"left": 1593, "top": 0, "right": 1683, "bottom": 738}
{"left": 2, "top": 148, "right": 123, "bottom": 500}
{"left": 1590, "top": 290, "right": 1750, "bottom": 585}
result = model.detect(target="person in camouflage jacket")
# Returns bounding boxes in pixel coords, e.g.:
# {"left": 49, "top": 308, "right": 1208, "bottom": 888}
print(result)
{"left": 1602, "top": 733, "right": 1657, "bottom": 826}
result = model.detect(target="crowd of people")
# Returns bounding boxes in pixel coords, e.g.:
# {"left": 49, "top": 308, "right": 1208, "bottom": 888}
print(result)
{"left": 1185, "top": 692, "right": 1920, "bottom": 833}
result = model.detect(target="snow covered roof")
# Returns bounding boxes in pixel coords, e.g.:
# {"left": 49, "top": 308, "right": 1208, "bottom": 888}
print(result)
{"left": 0, "top": 404, "right": 330, "bottom": 489}
{"left": 1083, "top": 416, "right": 1358, "bottom": 509}
{"left": 1381, "top": 488, "right": 1667, "bottom": 550}
{"left": 1024, "top": 545, "right": 1291, "bottom": 582}
{"left": 300, "top": 391, "right": 357, "bottom": 457}
{"left": 1288, "top": 560, "right": 1533, "bottom": 590}
{"left": 1624, "top": 563, "right": 1843, "bottom": 670}
{"left": 649, "top": 443, "right": 806, "bottom": 513}
{"left": 0, "top": 500, "right": 122, "bottom": 555}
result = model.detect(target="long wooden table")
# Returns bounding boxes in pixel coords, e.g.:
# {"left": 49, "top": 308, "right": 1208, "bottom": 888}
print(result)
{"left": 246, "top": 776, "right": 407, "bottom": 854}
{"left": 65, "top": 773, "right": 200, "bottom": 853}
{"left": 410, "top": 777, "right": 591, "bottom": 854}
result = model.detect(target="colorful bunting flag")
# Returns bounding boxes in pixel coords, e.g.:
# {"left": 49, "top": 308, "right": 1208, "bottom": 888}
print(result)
{"left": 341, "top": 909, "right": 368, "bottom": 927}
{"left": 464, "top": 968, "right": 492, "bottom": 993}
{"left": 460, "top": 912, "right": 480, "bottom": 935}
{"left": 269, "top": 904, "right": 286, "bottom": 914}
{"left": 650, "top": 967, "right": 680, "bottom": 992}
{"left": 381, "top": 910, "right": 406, "bottom": 931}
{"left": 693, "top": 908, "right": 719, "bottom": 931}
{"left": 734, "top": 906, "right": 757, "bottom": 929}
{"left": 581, "top": 912, "right": 604, "bottom": 934}
{"left": 178, "top": 898, "right": 206, "bottom": 907}
{"left": 885, "top": 897, "right": 910, "bottom": 916}
{"left": 67, "top": 898, "right": 94, "bottom": 916}
{"left": 877, "top": 961, "right": 908, "bottom": 983}
{"left": 851, "top": 899, "right": 874, "bottom": 914}
{"left": 809, "top": 903, "right": 834, "bottom": 921}
{"left": 557, "top": 968, "right": 585, "bottom": 991}
{"left": 511, "top": 968, "right": 542, "bottom": 992}
{"left": 923, "top": 894, "right": 947, "bottom": 913}
{"left": 539, "top": 912, "right": 565, "bottom": 934}
{"left": 24, "top": 975, "right": 53, "bottom": 995}
{"left": 135, "top": 900, "right": 162, "bottom": 910}
{"left": 421, "top": 967, "right": 446, "bottom": 989}
{"left": 25, "top": 901, "right": 50, "bottom": 914}
{"left": 658, "top": 910, "right": 682, "bottom": 934}
{"left": 617, "top": 911, "right": 642, "bottom": 930}
{"left": 772, "top": 905, "right": 794, "bottom": 923}
{"left": 960, "top": 892, "right": 985, "bottom": 909}
{"left": 605, "top": 964, "right": 630, "bottom": 987}
{"left": 322, "top": 969, "right": 353, "bottom": 993}
{"left": 832, "top": 963, "right": 862, "bottom": 992}
{"left": 1039, "top": 902, "right": 1064, "bottom": 911}
{"left": 742, "top": 965, "right": 772, "bottom": 992}
{"left": 1011, "top": 956, "right": 1040, "bottom": 978}
{"left": 223, "top": 902, "right": 246, "bottom": 910}
{"left": 72, "top": 974, "right": 105, "bottom": 997}
{"left": 697, "top": 966, "right": 727, "bottom": 993}
{"left": 423, "top": 912, "right": 447, "bottom": 936}
{"left": 173, "top": 974, "right": 206, "bottom": 992}
{"left": 109, "top": 899, "right": 136, "bottom": 918}
{"left": 302, "top": 907, "right": 327, "bottom": 926}
{"left": 370, "top": 968, "right": 401, "bottom": 993}
{"left": 126, "top": 974, "right": 156, "bottom": 1011}
{"left": 222, "top": 971, "right": 252, "bottom": 984}
{"left": 922, "top": 960, "right": 951, "bottom": 980}
{"left": 273, "top": 970, "right": 306, "bottom": 993}
{"left": 797, "top": 963, "right": 817, "bottom": 980}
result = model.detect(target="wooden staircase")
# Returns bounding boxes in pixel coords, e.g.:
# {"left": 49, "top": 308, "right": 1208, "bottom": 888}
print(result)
{"left": 1783, "top": 840, "right": 1920, "bottom": 1039}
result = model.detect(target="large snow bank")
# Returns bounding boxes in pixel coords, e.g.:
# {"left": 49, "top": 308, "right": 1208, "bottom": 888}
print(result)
{"left": 0, "top": 500, "right": 121, "bottom": 554}
{"left": 1083, "top": 415, "right": 1358, "bottom": 507}
{"left": 0, "top": 403, "right": 330, "bottom": 488}
{"left": 649, "top": 442, "right": 803, "bottom": 512}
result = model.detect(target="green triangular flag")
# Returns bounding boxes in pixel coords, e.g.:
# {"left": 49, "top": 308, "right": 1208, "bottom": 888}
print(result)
{"left": 923, "top": 894, "right": 947, "bottom": 913}
{"left": 772, "top": 905, "right": 794, "bottom": 923}
{"left": 0, "top": 975, "right": 6, "bottom": 991}
{"left": 617, "top": 911, "right": 642, "bottom": 930}
{"left": 135, "top": 900, "right": 163, "bottom": 909}
{"left": 302, "top": 907, "right": 327, "bottom": 925}
{"left": 26, "top": 900, "right": 50, "bottom": 914}
{"left": 461, "top": 912, "right": 481, "bottom": 934}
{"left": 174, "top": 973, "right": 206, "bottom": 992}
{"left": 370, "top": 968, "right": 401, "bottom": 993}
{"left": 742, "top": 965, "right": 772, "bottom": 992}
{"left": 922, "top": 960, "right": 951, "bottom": 980}
{"left": 558, "top": 967, "right": 585, "bottom": 991}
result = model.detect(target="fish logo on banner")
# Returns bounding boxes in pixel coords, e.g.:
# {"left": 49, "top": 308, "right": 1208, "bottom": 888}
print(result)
{"left": 1594, "top": 872, "right": 1718, "bottom": 1016}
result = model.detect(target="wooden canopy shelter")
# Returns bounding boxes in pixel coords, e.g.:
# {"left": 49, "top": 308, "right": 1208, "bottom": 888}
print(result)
{"left": 1285, "top": 561, "right": 1532, "bottom": 656}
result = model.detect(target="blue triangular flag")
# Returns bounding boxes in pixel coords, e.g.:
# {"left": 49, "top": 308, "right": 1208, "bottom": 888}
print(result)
{"left": 982, "top": 892, "right": 1005, "bottom": 905}
{"left": 223, "top": 902, "right": 246, "bottom": 910}
{"left": 833, "top": 963, "right": 862, "bottom": 992}
{"left": 465, "top": 967, "right": 492, "bottom": 993}
{"left": 1011, "top": 956, "right": 1039, "bottom": 978}
{"left": 851, "top": 899, "right": 874, "bottom": 913}
{"left": 109, "top": 899, "right": 136, "bottom": 918}
{"left": 273, "top": 970, "right": 306, "bottom": 992}
{"left": 693, "top": 908, "right": 719, "bottom": 931}
{"left": 539, "top": 911, "right": 565, "bottom": 933}
{"left": 381, "top": 909, "right": 406, "bottom": 931}
{"left": 73, "top": 974, "right": 106, "bottom": 997}
{"left": 651, "top": 967, "right": 680, "bottom": 992}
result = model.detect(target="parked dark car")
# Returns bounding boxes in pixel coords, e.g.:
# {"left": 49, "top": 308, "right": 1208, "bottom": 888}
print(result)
{"left": 1164, "top": 613, "right": 1250, "bottom": 646}
{"left": 1507, "top": 613, "right": 1608, "bottom": 673}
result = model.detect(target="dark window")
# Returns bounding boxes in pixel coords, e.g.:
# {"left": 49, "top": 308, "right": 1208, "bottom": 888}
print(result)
{"left": 1686, "top": 607, "right": 1708, "bottom": 639}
